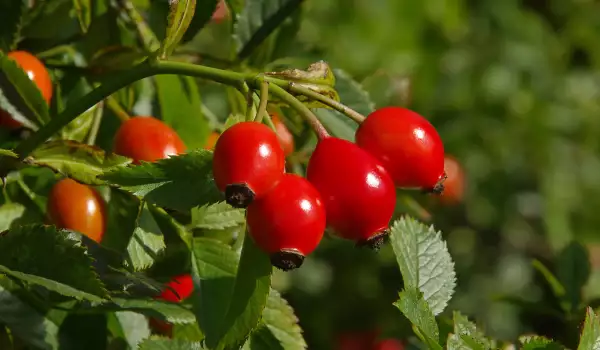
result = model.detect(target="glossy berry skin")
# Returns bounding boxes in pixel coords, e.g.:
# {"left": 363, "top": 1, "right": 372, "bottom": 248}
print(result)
{"left": 156, "top": 274, "right": 194, "bottom": 302}
{"left": 439, "top": 155, "right": 464, "bottom": 205}
{"left": 306, "top": 137, "right": 396, "bottom": 247}
{"left": 247, "top": 174, "right": 325, "bottom": 270}
{"left": 271, "top": 113, "right": 295, "bottom": 156}
{"left": 47, "top": 178, "right": 106, "bottom": 243}
{"left": 0, "top": 51, "right": 53, "bottom": 128}
{"left": 113, "top": 116, "right": 186, "bottom": 164}
{"left": 356, "top": 107, "right": 445, "bottom": 192}
{"left": 204, "top": 131, "right": 220, "bottom": 150}
{"left": 212, "top": 121, "right": 285, "bottom": 208}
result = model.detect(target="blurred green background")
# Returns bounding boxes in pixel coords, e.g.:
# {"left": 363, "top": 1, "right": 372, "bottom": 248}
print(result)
{"left": 246, "top": 0, "right": 600, "bottom": 348}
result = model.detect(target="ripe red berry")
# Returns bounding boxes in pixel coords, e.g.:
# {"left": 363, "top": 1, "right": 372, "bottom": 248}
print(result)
{"left": 306, "top": 137, "right": 396, "bottom": 249}
{"left": 270, "top": 113, "right": 295, "bottom": 157}
{"left": 439, "top": 155, "right": 464, "bottom": 205}
{"left": 47, "top": 178, "right": 106, "bottom": 243}
{"left": 212, "top": 121, "right": 285, "bottom": 208}
{"left": 355, "top": 107, "right": 445, "bottom": 192}
{"left": 113, "top": 116, "right": 186, "bottom": 164}
{"left": 246, "top": 173, "right": 325, "bottom": 270}
{"left": 204, "top": 131, "right": 220, "bottom": 150}
{"left": 156, "top": 274, "right": 194, "bottom": 302}
{"left": 0, "top": 51, "right": 53, "bottom": 129}
{"left": 374, "top": 339, "right": 404, "bottom": 350}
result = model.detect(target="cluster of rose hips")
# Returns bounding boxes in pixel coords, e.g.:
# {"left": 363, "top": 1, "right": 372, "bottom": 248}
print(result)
{"left": 211, "top": 105, "right": 446, "bottom": 271}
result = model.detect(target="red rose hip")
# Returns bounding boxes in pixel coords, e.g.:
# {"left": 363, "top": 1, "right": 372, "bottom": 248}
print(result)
{"left": 439, "top": 155, "right": 464, "bottom": 205}
{"left": 156, "top": 274, "right": 194, "bottom": 302}
{"left": 212, "top": 121, "right": 285, "bottom": 208}
{"left": 247, "top": 173, "right": 325, "bottom": 270}
{"left": 306, "top": 137, "right": 396, "bottom": 249}
{"left": 47, "top": 178, "right": 106, "bottom": 243}
{"left": 0, "top": 51, "right": 53, "bottom": 129}
{"left": 113, "top": 116, "right": 186, "bottom": 164}
{"left": 356, "top": 107, "right": 445, "bottom": 192}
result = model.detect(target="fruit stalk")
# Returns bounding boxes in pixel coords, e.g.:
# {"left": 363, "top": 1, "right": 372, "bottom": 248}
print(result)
{"left": 254, "top": 79, "right": 270, "bottom": 123}
{"left": 9, "top": 60, "right": 331, "bottom": 162}
{"left": 266, "top": 84, "right": 329, "bottom": 140}
{"left": 287, "top": 82, "right": 366, "bottom": 123}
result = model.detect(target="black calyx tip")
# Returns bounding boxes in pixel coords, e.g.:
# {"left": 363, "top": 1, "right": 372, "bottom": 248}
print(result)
{"left": 355, "top": 229, "right": 390, "bottom": 252}
{"left": 225, "top": 183, "right": 255, "bottom": 208}
{"left": 270, "top": 249, "right": 305, "bottom": 271}
{"left": 424, "top": 172, "right": 447, "bottom": 195}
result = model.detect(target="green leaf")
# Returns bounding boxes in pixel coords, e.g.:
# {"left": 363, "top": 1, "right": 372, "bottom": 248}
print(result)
{"left": 389, "top": 216, "right": 456, "bottom": 316}
{"left": 0, "top": 0, "right": 25, "bottom": 52}
{"left": 0, "top": 51, "right": 50, "bottom": 129}
{"left": 0, "top": 203, "right": 25, "bottom": 231}
{"left": 578, "top": 307, "right": 600, "bottom": 350}
{"left": 235, "top": 0, "right": 304, "bottom": 60}
{"left": 127, "top": 227, "right": 165, "bottom": 271}
{"left": 520, "top": 335, "right": 565, "bottom": 350}
{"left": 155, "top": 76, "right": 209, "bottom": 150}
{"left": 72, "top": 0, "right": 92, "bottom": 33}
{"left": 100, "top": 150, "right": 222, "bottom": 211}
{"left": 102, "top": 188, "right": 141, "bottom": 255}
{"left": 313, "top": 69, "right": 374, "bottom": 141}
{"left": 446, "top": 312, "right": 493, "bottom": 350}
{"left": 126, "top": 204, "right": 166, "bottom": 271}
{"left": 217, "top": 234, "right": 272, "bottom": 349}
{"left": 104, "top": 298, "right": 196, "bottom": 324}
{"left": 181, "top": 0, "right": 220, "bottom": 43}
{"left": 60, "top": 102, "right": 99, "bottom": 143}
{"left": 0, "top": 281, "right": 60, "bottom": 350}
{"left": 225, "top": 0, "right": 245, "bottom": 18}
{"left": 0, "top": 224, "right": 108, "bottom": 301}
{"left": 138, "top": 337, "right": 206, "bottom": 349}
{"left": 191, "top": 201, "right": 245, "bottom": 230}
{"left": 556, "top": 241, "right": 590, "bottom": 312}
{"left": 0, "top": 266, "right": 105, "bottom": 302}
{"left": 224, "top": 113, "right": 246, "bottom": 130}
{"left": 394, "top": 288, "right": 441, "bottom": 349}
{"left": 173, "top": 322, "right": 204, "bottom": 342}
{"left": 254, "top": 288, "right": 307, "bottom": 350}
{"left": 532, "top": 259, "right": 567, "bottom": 302}
{"left": 26, "top": 140, "right": 132, "bottom": 185}
{"left": 160, "top": 0, "right": 197, "bottom": 58}
{"left": 111, "top": 311, "right": 151, "bottom": 349}
{"left": 148, "top": 203, "right": 192, "bottom": 248}
{"left": 265, "top": 61, "right": 339, "bottom": 109}
{"left": 191, "top": 235, "right": 272, "bottom": 349}
{"left": 0, "top": 148, "right": 17, "bottom": 158}
{"left": 191, "top": 237, "right": 237, "bottom": 346}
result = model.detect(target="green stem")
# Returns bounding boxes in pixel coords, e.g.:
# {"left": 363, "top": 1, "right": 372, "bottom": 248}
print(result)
{"left": 106, "top": 96, "right": 131, "bottom": 122}
{"left": 287, "top": 83, "right": 366, "bottom": 123}
{"left": 244, "top": 87, "right": 255, "bottom": 122}
{"left": 86, "top": 101, "right": 104, "bottom": 145}
{"left": 267, "top": 84, "right": 329, "bottom": 140}
{"left": 116, "top": 0, "right": 161, "bottom": 53}
{"left": 9, "top": 60, "right": 302, "bottom": 161}
{"left": 254, "top": 79, "right": 269, "bottom": 123}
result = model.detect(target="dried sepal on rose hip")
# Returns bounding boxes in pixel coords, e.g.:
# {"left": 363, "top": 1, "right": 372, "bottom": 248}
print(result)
{"left": 306, "top": 137, "right": 396, "bottom": 250}
{"left": 246, "top": 173, "right": 326, "bottom": 271}
{"left": 355, "top": 107, "right": 446, "bottom": 193}
{"left": 113, "top": 116, "right": 186, "bottom": 164}
{"left": 47, "top": 178, "right": 106, "bottom": 243}
{"left": 212, "top": 121, "right": 285, "bottom": 208}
